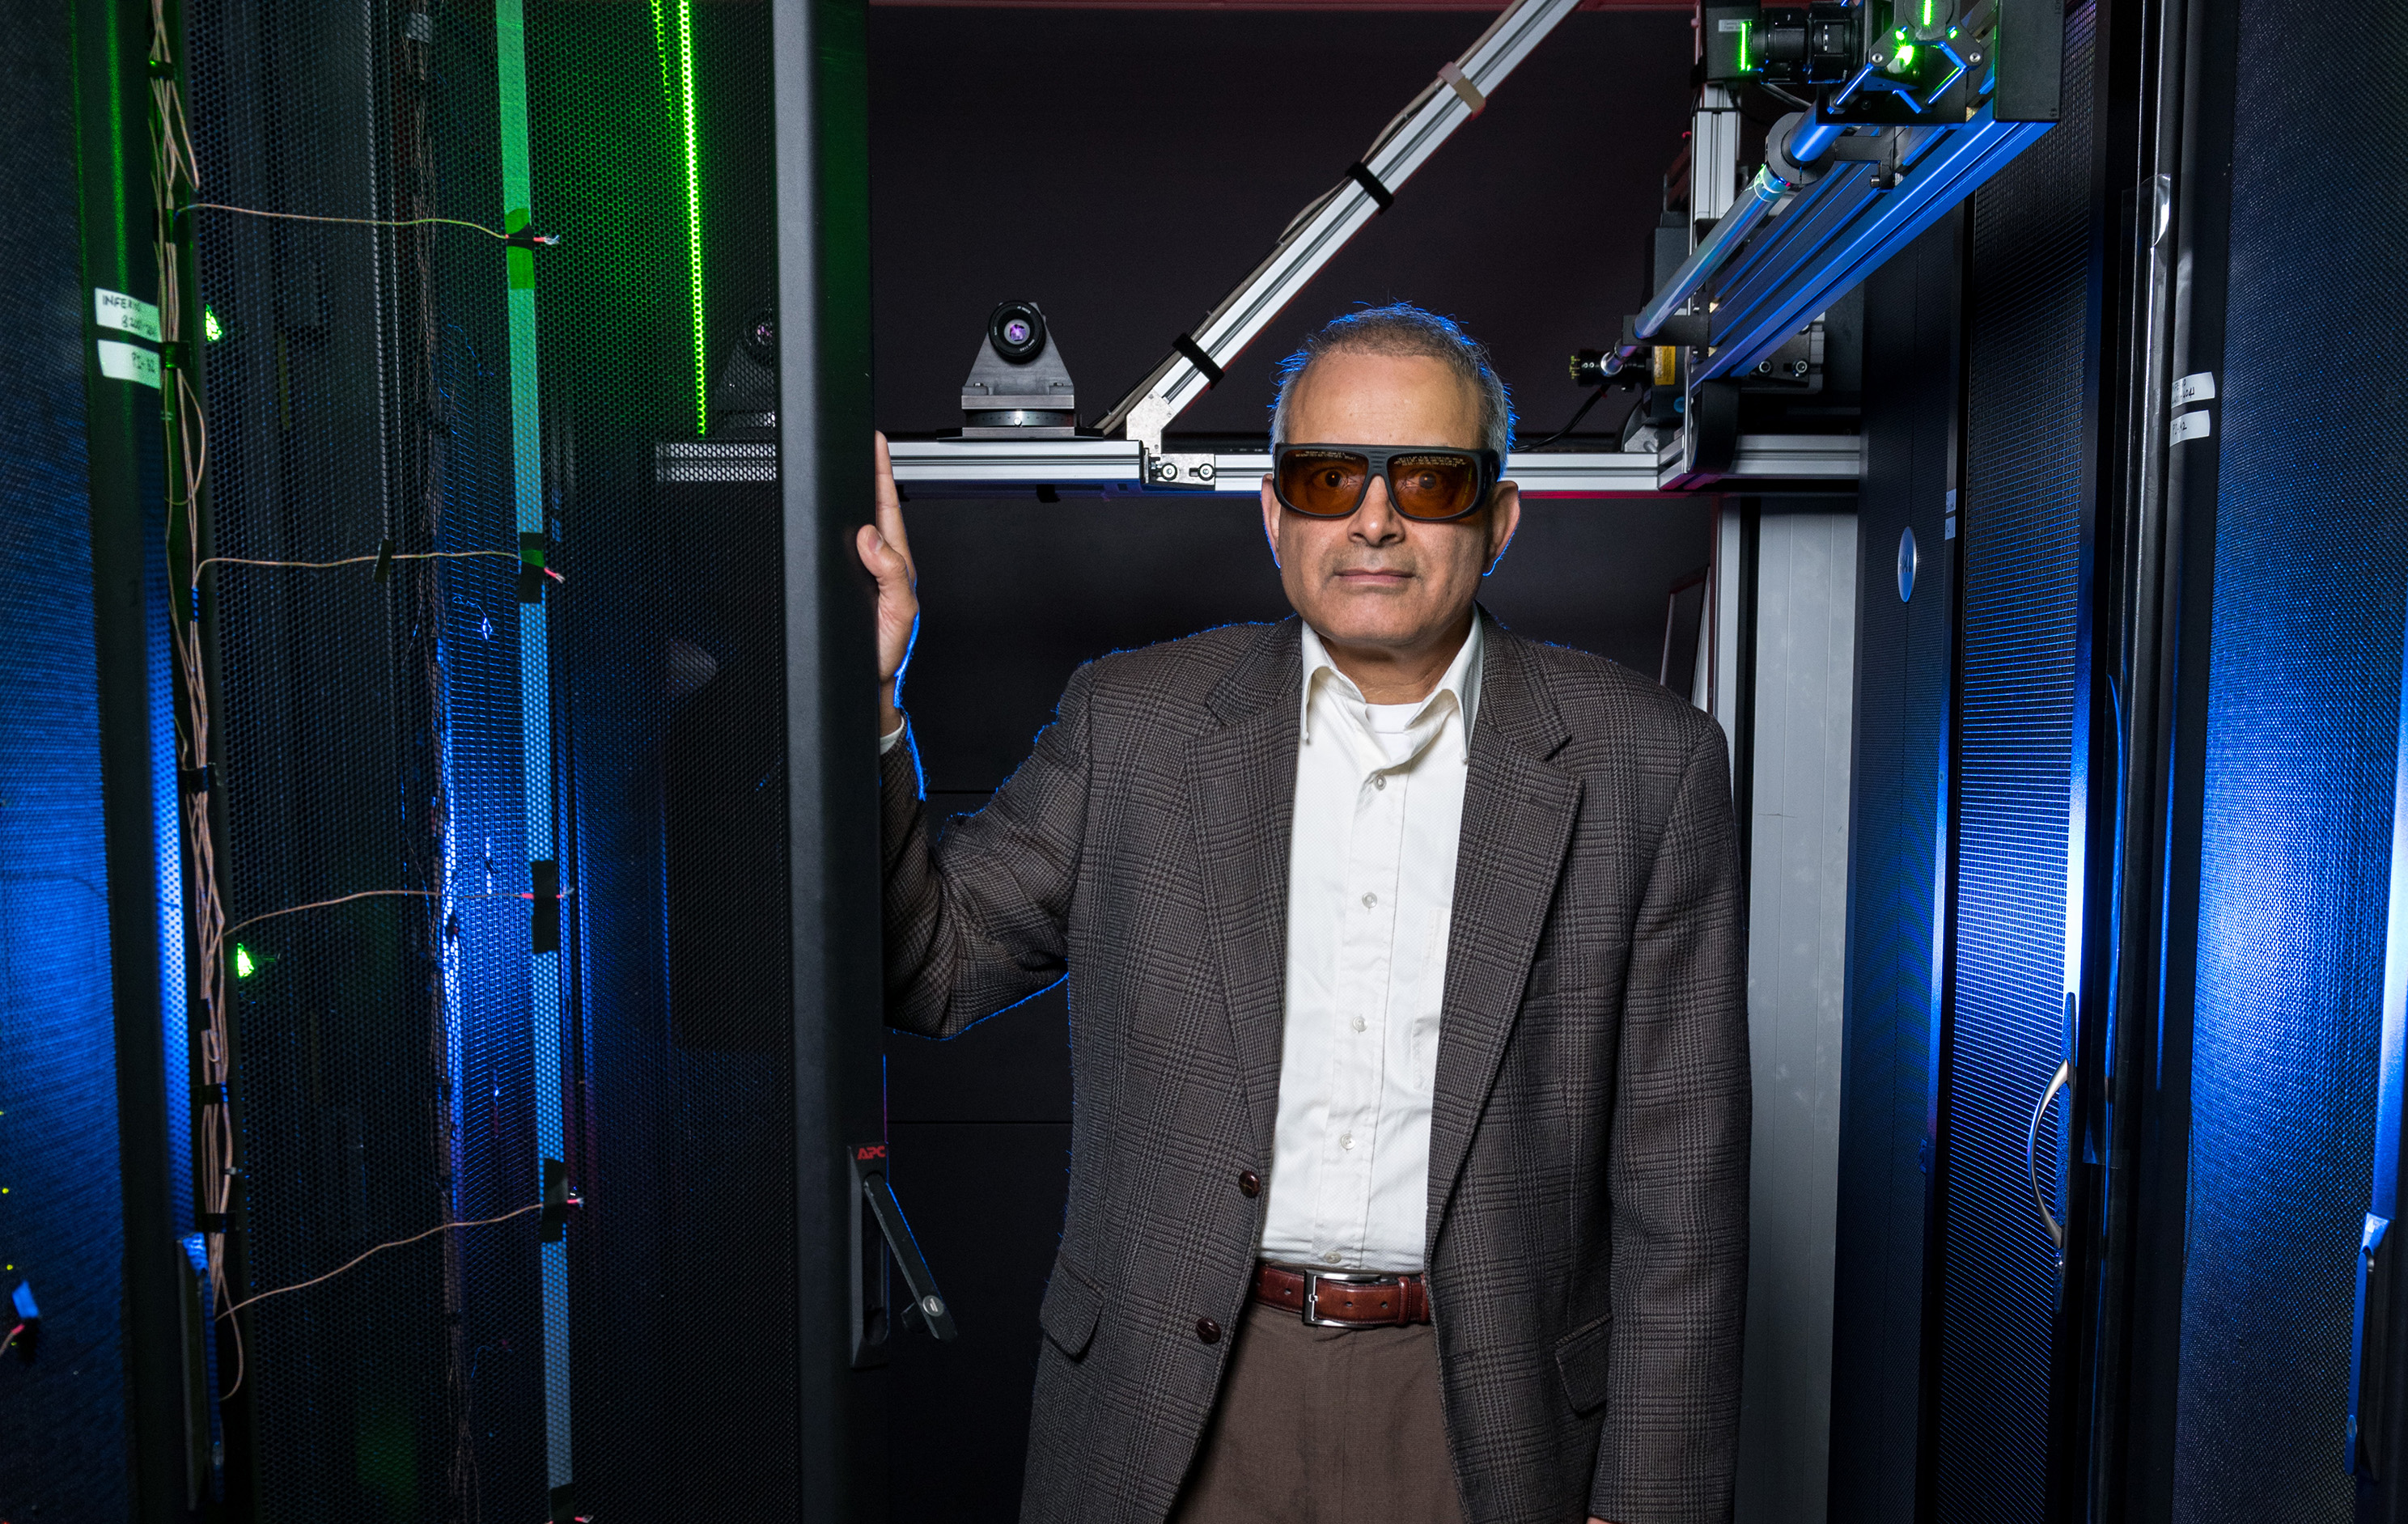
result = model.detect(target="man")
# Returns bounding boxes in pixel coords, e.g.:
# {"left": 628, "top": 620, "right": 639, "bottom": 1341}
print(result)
{"left": 858, "top": 304, "right": 1748, "bottom": 1524}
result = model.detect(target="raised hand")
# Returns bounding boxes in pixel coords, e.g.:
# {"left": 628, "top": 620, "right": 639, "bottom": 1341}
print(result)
{"left": 855, "top": 431, "right": 919, "bottom": 735}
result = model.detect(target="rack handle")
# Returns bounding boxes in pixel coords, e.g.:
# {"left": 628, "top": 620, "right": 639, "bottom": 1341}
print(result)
{"left": 2027, "top": 1059, "right": 2075, "bottom": 1270}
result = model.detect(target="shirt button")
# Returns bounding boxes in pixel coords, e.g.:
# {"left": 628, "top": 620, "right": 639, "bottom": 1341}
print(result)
{"left": 1351, "top": 1015, "right": 1367, "bottom": 1033}
{"left": 1340, "top": 1132, "right": 1355, "bottom": 1150}
{"left": 1322, "top": 1251, "right": 1343, "bottom": 1265}
{"left": 1237, "top": 1170, "right": 1261, "bottom": 1198}
{"left": 1373, "top": 775, "right": 1388, "bottom": 790}
{"left": 1196, "top": 1318, "right": 1222, "bottom": 1344}
{"left": 1361, "top": 892, "right": 1377, "bottom": 908}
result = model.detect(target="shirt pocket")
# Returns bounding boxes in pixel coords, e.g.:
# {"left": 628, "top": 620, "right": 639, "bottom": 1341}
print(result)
{"left": 1406, "top": 908, "right": 1451, "bottom": 1088}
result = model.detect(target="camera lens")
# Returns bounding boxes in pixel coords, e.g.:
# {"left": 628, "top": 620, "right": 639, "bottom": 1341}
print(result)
{"left": 742, "top": 307, "right": 777, "bottom": 365}
{"left": 988, "top": 300, "right": 1047, "bottom": 362}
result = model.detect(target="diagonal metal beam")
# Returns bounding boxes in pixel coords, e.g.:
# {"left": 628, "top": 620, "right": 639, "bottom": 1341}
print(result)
{"left": 1098, "top": 0, "right": 1581, "bottom": 450}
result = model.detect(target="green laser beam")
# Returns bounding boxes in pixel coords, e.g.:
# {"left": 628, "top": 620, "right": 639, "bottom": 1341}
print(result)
{"left": 676, "top": 1, "right": 705, "bottom": 437}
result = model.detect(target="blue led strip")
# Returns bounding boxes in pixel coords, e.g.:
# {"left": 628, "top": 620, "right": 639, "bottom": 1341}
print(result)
{"left": 494, "top": 0, "right": 572, "bottom": 1496}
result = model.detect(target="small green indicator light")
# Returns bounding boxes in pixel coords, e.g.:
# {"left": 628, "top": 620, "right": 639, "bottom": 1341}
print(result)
{"left": 234, "top": 943, "right": 256, "bottom": 978}
{"left": 203, "top": 306, "right": 223, "bottom": 342}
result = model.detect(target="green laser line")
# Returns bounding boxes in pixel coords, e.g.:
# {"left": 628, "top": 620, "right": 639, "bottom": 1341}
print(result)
{"left": 677, "top": 0, "right": 705, "bottom": 437}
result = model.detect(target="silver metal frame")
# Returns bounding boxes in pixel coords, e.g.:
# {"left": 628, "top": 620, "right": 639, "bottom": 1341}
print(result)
{"left": 1096, "top": 0, "right": 1582, "bottom": 452}
{"left": 887, "top": 434, "right": 1858, "bottom": 499}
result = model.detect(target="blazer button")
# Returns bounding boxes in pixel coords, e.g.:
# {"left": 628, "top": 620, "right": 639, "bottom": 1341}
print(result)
{"left": 1196, "top": 1318, "right": 1222, "bottom": 1344}
{"left": 1237, "top": 1170, "right": 1261, "bottom": 1198}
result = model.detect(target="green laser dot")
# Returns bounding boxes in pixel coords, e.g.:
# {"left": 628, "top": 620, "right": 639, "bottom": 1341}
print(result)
{"left": 203, "top": 306, "right": 223, "bottom": 342}
{"left": 234, "top": 944, "right": 256, "bottom": 978}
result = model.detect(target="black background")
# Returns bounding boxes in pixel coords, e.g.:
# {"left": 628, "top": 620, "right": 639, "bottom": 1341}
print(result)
{"left": 864, "top": 8, "right": 1709, "bottom": 1514}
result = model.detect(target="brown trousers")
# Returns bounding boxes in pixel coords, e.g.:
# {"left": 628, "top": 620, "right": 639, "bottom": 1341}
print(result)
{"left": 1170, "top": 1297, "right": 1469, "bottom": 1524}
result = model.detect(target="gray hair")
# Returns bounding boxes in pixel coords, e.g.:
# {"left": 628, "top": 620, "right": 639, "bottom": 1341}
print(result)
{"left": 1269, "top": 303, "right": 1516, "bottom": 458}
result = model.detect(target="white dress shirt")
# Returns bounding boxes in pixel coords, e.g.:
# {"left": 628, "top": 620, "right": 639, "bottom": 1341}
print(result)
{"left": 1257, "top": 618, "right": 1481, "bottom": 1275}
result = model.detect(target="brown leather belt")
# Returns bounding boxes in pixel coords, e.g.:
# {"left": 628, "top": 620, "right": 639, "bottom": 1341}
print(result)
{"left": 1253, "top": 1262, "right": 1431, "bottom": 1327}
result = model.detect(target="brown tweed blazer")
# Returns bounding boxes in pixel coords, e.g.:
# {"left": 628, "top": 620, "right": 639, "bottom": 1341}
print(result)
{"left": 880, "top": 610, "right": 1749, "bottom": 1524}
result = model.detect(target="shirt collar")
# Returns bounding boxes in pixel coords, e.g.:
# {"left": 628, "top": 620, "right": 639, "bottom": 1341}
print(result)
{"left": 1298, "top": 614, "right": 1484, "bottom": 758}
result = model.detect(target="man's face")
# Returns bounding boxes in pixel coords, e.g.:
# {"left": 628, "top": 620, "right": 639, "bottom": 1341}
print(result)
{"left": 1260, "top": 348, "right": 1520, "bottom": 655}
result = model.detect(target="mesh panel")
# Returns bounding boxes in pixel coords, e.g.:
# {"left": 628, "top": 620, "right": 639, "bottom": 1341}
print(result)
{"left": 2168, "top": 0, "right": 2408, "bottom": 1511}
{"left": 0, "top": 4, "right": 130, "bottom": 1509}
{"left": 184, "top": 2, "right": 793, "bottom": 1515}
{"left": 1934, "top": 6, "right": 2096, "bottom": 1520}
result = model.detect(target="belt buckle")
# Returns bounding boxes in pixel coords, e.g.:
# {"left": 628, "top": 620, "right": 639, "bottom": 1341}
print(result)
{"left": 1302, "top": 1269, "right": 1395, "bottom": 1327}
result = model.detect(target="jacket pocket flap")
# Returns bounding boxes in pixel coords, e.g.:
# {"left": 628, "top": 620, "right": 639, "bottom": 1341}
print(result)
{"left": 1038, "top": 1255, "right": 1103, "bottom": 1360}
{"left": 1552, "top": 1311, "right": 1615, "bottom": 1415}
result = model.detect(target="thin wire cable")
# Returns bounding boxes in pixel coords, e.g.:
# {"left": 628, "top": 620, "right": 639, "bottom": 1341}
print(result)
{"left": 1757, "top": 79, "right": 1816, "bottom": 114}
{"left": 1523, "top": 386, "right": 1614, "bottom": 450}
{"left": 179, "top": 202, "right": 559, "bottom": 245}
{"left": 221, "top": 1303, "right": 245, "bottom": 1400}
{"left": 217, "top": 1201, "right": 562, "bottom": 1323}
{"left": 223, "top": 888, "right": 439, "bottom": 942}
{"left": 221, "top": 887, "right": 550, "bottom": 943}
{"left": 0, "top": 1323, "right": 21, "bottom": 1361}
{"left": 189, "top": 548, "right": 558, "bottom": 582}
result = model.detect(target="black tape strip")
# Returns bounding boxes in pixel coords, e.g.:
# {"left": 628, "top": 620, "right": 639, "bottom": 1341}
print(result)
{"left": 530, "top": 858, "right": 561, "bottom": 953}
{"left": 180, "top": 764, "right": 212, "bottom": 795}
{"left": 541, "top": 1158, "right": 570, "bottom": 1244}
{"left": 1346, "top": 160, "right": 1395, "bottom": 212}
{"left": 1173, "top": 332, "right": 1223, "bottom": 389}
{"left": 517, "top": 531, "right": 545, "bottom": 603}
{"left": 372, "top": 536, "right": 396, "bottom": 583}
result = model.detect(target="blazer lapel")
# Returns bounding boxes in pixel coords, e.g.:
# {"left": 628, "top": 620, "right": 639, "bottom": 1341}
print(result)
{"left": 1426, "top": 616, "right": 1581, "bottom": 1257}
{"left": 1187, "top": 619, "right": 1304, "bottom": 1161}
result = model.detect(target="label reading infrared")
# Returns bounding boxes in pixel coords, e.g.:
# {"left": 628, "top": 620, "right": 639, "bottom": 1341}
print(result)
{"left": 95, "top": 288, "right": 162, "bottom": 343}
{"left": 98, "top": 339, "right": 161, "bottom": 389}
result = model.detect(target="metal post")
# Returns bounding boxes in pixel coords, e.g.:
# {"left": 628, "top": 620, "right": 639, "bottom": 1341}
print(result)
{"left": 1691, "top": 83, "right": 1743, "bottom": 227}
{"left": 767, "top": 0, "right": 885, "bottom": 1513}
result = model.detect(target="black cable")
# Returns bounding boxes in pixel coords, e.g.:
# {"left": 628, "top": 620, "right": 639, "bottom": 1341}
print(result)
{"left": 1757, "top": 80, "right": 1815, "bottom": 115}
{"left": 1523, "top": 387, "right": 1615, "bottom": 451}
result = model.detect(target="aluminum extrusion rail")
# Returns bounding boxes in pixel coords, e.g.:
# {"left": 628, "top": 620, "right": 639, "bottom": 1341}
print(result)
{"left": 884, "top": 436, "right": 1859, "bottom": 497}
{"left": 1096, "top": 0, "right": 1582, "bottom": 451}
{"left": 1630, "top": 164, "right": 1791, "bottom": 345}
{"left": 1698, "top": 108, "right": 2052, "bottom": 380}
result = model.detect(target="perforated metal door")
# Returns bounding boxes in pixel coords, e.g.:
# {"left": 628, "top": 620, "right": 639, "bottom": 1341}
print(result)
{"left": 1929, "top": 6, "right": 2096, "bottom": 1521}
{"left": 2164, "top": 0, "right": 2408, "bottom": 1513}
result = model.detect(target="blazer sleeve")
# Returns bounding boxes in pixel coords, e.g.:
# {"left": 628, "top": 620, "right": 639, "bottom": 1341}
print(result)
{"left": 880, "top": 663, "right": 1095, "bottom": 1039}
{"left": 1592, "top": 719, "right": 1752, "bottom": 1524}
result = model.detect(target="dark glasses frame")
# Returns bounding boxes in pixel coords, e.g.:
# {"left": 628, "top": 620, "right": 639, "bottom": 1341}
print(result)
{"left": 1270, "top": 442, "right": 1504, "bottom": 523}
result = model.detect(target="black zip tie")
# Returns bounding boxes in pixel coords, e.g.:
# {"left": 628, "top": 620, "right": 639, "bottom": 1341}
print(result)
{"left": 372, "top": 536, "right": 396, "bottom": 583}
{"left": 541, "top": 1158, "right": 573, "bottom": 1243}
{"left": 517, "top": 531, "right": 545, "bottom": 604}
{"left": 529, "top": 858, "right": 561, "bottom": 952}
{"left": 180, "top": 764, "right": 212, "bottom": 795}
{"left": 1173, "top": 333, "right": 1223, "bottom": 389}
{"left": 1346, "top": 161, "right": 1395, "bottom": 213}
{"left": 503, "top": 228, "right": 562, "bottom": 249}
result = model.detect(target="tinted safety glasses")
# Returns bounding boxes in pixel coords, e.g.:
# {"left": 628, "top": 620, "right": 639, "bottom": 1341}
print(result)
{"left": 1272, "top": 443, "right": 1503, "bottom": 523}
